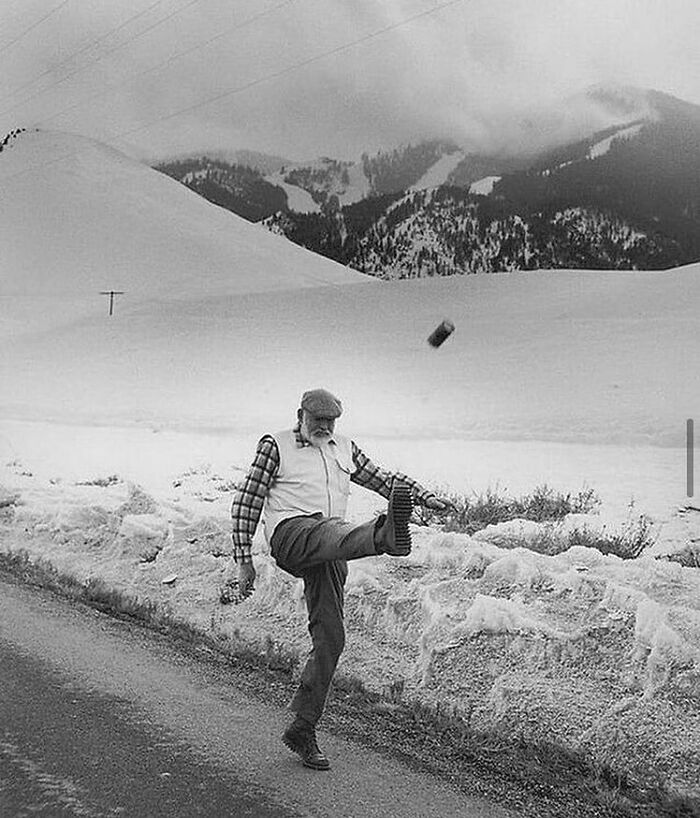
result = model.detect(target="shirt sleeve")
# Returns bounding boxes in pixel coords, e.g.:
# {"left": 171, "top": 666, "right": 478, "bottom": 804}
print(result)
{"left": 349, "top": 441, "right": 437, "bottom": 506}
{"left": 230, "top": 435, "right": 280, "bottom": 563}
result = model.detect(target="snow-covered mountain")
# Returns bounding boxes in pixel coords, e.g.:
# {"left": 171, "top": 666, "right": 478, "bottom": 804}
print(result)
{"left": 155, "top": 140, "right": 467, "bottom": 220}
{"left": 343, "top": 190, "right": 667, "bottom": 278}
{"left": 151, "top": 86, "right": 700, "bottom": 279}
{"left": 152, "top": 86, "right": 671, "bottom": 224}
{"left": 260, "top": 88, "right": 700, "bottom": 277}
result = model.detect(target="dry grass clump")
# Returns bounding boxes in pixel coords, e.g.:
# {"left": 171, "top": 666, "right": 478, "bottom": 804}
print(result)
{"left": 416, "top": 485, "right": 657, "bottom": 560}
{"left": 416, "top": 484, "right": 600, "bottom": 534}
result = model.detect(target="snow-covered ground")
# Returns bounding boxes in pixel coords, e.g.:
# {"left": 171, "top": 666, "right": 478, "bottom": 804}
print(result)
{"left": 588, "top": 122, "right": 644, "bottom": 160}
{"left": 540, "top": 123, "right": 646, "bottom": 177}
{"left": 469, "top": 175, "right": 501, "bottom": 196}
{"left": 264, "top": 170, "right": 321, "bottom": 213}
{"left": 264, "top": 157, "right": 371, "bottom": 212}
{"left": 339, "top": 161, "right": 372, "bottom": 205}
{"left": 1, "top": 130, "right": 699, "bottom": 801}
{"left": 409, "top": 150, "right": 466, "bottom": 191}
{"left": 2, "top": 268, "right": 697, "bottom": 455}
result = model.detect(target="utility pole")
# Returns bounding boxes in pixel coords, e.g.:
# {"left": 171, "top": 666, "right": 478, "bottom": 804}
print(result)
{"left": 100, "top": 290, "right": 124, "bottom": 316}
{"left": 688, "top": 418, "right": 695, "bottom": 498}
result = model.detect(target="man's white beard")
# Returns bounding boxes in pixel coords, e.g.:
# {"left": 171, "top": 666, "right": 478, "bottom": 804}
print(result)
{"left": 301, "top": 421, "right": 332, "bottom": 449}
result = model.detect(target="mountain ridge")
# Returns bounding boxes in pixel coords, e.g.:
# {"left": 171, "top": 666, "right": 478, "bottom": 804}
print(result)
{"left": 253, "top": 87, "right": 700, "bottom": 276}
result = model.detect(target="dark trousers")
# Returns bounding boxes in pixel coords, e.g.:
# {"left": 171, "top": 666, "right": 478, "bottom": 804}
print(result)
{"left": 270, "top": 513, "right": 378, "bottom": 726}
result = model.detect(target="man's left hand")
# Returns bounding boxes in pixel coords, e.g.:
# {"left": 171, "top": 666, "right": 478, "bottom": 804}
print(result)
{"left": 424, "top": 496, "right": 457, "bottom": 512}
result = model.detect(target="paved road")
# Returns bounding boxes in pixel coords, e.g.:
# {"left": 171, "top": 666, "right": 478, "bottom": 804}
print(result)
{"left": 0, "top": 579, "right": 514, "bottom": 818}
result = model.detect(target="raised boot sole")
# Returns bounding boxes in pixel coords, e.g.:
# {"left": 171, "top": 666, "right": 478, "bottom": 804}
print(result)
{"left": 389, "top": 482, "right": 413, "bottom": 554}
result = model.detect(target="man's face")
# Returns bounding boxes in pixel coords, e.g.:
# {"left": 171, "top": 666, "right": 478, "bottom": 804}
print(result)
{"left": 299, "top": 409, "right": 336, "bottom": 445}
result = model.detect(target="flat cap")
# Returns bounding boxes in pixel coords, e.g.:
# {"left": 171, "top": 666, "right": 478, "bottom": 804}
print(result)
{"left": 300, "top": 388, "right": 343, "bottom": 418}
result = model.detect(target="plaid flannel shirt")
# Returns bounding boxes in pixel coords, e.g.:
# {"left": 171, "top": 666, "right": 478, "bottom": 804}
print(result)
{"left": 230, "top": 427, "right": 437, "bottom": 563}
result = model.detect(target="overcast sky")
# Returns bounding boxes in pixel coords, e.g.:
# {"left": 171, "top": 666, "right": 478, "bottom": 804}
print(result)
{"left": 1, "top": 0, "right": 700, "bottom": 161}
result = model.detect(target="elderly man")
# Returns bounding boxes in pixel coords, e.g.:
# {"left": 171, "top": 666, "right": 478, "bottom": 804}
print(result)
{"left": 225, "top": 388, "right": 451, "bottom": 771}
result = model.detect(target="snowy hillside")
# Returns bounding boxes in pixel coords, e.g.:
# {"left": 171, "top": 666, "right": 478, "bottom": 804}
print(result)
{"left": 0, "top": 130, "right": 367, "bottom": 299}
{"left": 409, "top": 149, "right": 465, "bottom": 191}
{"left": 587, "top": 122, "right": 645, "bottom": 160}
{"left": 263, "top": 168, "right": 321, "bottom": 213}
{"left": 258, "top": 143, "right": 461, "bottom": 213}
{"left": 468, "top": 175, "right": 501, "bottom": 196}
{"left": 347, "top": 190, "right": 670, "bottom": 278}
{"left": 268, "top": 157, "right": 371, "bottom": 210}
{"left": 2, "top": 259, "right": 698, "bottom": 453}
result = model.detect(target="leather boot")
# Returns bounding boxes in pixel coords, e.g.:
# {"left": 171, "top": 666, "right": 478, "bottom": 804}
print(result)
{"left": 282, "top": 719, "right": 330, "bottom": 771}
{"left": 374, "top": 482, "right": 413, "bottom": 556}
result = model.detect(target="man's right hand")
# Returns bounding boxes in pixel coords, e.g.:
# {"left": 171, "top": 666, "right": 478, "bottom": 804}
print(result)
{"left": 237, "top": 561, "right": 256, "bottom": 599}
{"left": 220, "top": 560, "right": 256, "bottom": 604}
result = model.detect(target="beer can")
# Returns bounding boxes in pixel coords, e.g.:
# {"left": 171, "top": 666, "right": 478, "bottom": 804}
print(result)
{"left": 427, "top": 319, "right": 455, "bottom": 348}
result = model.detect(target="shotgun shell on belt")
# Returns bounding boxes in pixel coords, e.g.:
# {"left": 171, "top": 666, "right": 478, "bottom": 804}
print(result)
{"left": 427, "top": 319, "right": 455, "bottom": 348}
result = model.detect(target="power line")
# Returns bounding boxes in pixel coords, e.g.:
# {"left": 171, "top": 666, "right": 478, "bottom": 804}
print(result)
{"left": 119, "top": 0, "right": 468, "bottom": 139}
{"left": 0, "top": 0, "right": 70, "bottom": 60}
{"left": 41, "top": 0, "right": 297, "bottom": 128}
{"left": 0, "top": 0, "right": 174, "bottom": 111}
{"left": 0, "top": 0, "right": 468, "bottom": 186}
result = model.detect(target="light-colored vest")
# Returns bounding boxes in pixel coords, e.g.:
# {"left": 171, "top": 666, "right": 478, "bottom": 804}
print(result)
{"left": 262, "top": 430, "right": 354, "bottom": 544}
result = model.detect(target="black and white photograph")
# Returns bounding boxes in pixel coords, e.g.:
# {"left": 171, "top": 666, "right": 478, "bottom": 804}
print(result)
{"left": 1, "top": 1, "right": 699, "bottom": 815}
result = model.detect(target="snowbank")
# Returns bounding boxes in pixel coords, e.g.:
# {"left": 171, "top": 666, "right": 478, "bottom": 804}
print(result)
{"left": 2, "top": 465, "right": 699, "bottom": 801}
